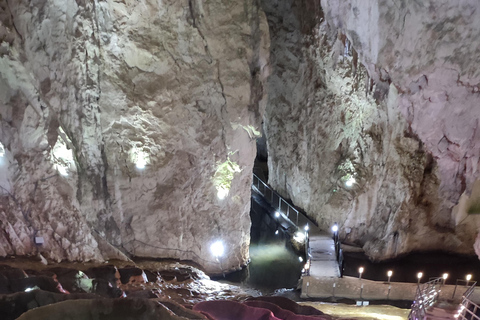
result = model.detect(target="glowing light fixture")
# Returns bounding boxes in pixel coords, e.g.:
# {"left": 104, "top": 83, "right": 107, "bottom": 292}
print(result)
{"left": 299, "top": 256, "right": 303, "bottom": 262}
{"left": 417, "top": 272, "right": 423, "bottom": 284}
{"left": 293, "top": 231, "right": 306, "bottom": 243}
{"left": 345, "top": 177, "right": 356, "bottom": 187}
{"left": 331, "top": 224, "right": 338, "bottom": 233}
{"left": 304, "top": 224, "right": 309, "bottom": 231}
{"left": 57, "top": 166, "right": 68, "bottom": 176}
{"left": 217, "top": 188, "right": 229, "bottom": 200}
{"left": 275, "top": 211, "right": 280, "bottom": 218}
{"left": 466, "top": 274, "right": 472, "bottom": 286}
{"left": 358, "top": 267, "right": 364, "bottom": 280}
{"left": 275, "top": 230, "right": 279, "bottom": 235}
{"left": 443, "top": 273, "right": 449, "bottom": 285}
{"left": 387, "top": 270, "right": 393, "bottom": 283}
{"left": 135, "top": 153, "right": 147, "bottom": 169}
{"left": 210, "top": 240, "right": 224, "bottom": 258}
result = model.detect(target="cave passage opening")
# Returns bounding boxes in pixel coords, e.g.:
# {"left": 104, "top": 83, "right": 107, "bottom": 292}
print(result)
{"left": 215, "top": 142, "right": 306, "bottom": 293}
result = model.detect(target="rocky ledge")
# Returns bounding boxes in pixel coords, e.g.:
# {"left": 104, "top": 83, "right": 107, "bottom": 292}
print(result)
{"left": 0, "top": 259, "right": 333, "bottom": 320}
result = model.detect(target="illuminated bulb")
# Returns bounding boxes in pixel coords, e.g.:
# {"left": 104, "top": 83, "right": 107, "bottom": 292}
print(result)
{"left": 275, "top": 212, "right": 280, "bottom": 218}
{"left": 466, "top": 274, "right": 472, "bottom": 281}
{"left": 57, "top": 166, "right": 68, "bottom": 176}
{"left": 417, "top": 272, "right": 423, "bottom": 279}
{"left": 345, "top": 177, "right": 356, "bottom": 187}
{"left": 331, "top": 225, "right": 338, "bottom": 232}
{"left": 217, "top": 188, "right": 229, "bottom": 200}
{"left": 387, "top": 270, "right": 393, "bottom": 277}
{"left": 304, "top": 224, "right": 309, "bottom": 231}
{"left": 358, "top": 267, "right": 364, "bottom": 280}
{"left": 136, "top": 159, "right": 146, "bottom": 169}
{"left": 443, "top": 273, "right": 449, "bottom": 280}
{"left": 210, "top": 241, "right": 224, "bottom": 258}
{"left": 299, "top": 256, "right": 303, "bottom": 262}
{"left": 275, "top": 230, "right": 279, "bottom": 235}
{"left": 293, "top": 231, "right": 306, "bottom": 242}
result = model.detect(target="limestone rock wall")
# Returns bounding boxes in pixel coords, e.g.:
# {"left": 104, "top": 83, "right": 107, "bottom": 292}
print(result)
{"left": 262, "top": 0, "right": 479, "bottom": 260}
{"left": 0, "top": 0, "right": 269, "bottom": 273}
{"left": 320, "top": 0, "right": 480, "bottom": 259}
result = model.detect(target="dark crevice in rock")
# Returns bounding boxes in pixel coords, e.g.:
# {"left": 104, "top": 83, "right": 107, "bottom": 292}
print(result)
{"left": 4, "top": 0, "right": 23, "bottom": 42}
{"left": 187, "top": 0, "right": 212, "bottom": 64}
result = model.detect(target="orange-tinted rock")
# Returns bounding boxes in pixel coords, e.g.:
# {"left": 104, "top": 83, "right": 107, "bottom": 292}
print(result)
{"left": 193, "top": 300, "right": 282, "bottom": 320}
{"left": 244, "top": 300, "right": 331, "bottom": 320}
{"left": 247, "top": 296, "right": 327, "bottom": 316}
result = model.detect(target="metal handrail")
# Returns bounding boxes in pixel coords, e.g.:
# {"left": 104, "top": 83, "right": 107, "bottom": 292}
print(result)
{"left": 252, "top": 173, "right": 312, "bottom": 276}
{"left": 337, "top": 248, "right": 344, "bottom": 277}
{"left": 456, "top": 282, "right": 479, "bottom": 320}
{"left": 453, "top": 279, "right": 476, "bottom": 300}
{"left": 465, "top": 282, "right": 477, "bottom": 300}
{"left": 332, "top": 230, "right": 343, "bottom": 276}
{"left": 252, "top": 173, "right": 300, "bottom": 225}
{"left": 408, "top": 277, "right": 443, "bottom": 320}
{"left": 409, "top": 279, "right": 478, "bottom": 320}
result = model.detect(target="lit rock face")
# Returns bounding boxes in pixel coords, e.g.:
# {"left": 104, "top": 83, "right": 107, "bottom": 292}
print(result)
{"left": 262, "top": 0, "right": 479, "bottom": 260}
{"left": 0, "top": 0, "right": 269, "bottom": 272}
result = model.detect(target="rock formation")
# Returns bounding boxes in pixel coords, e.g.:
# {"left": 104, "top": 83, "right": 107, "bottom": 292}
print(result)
{"left": 0, "top": 0, "right": 479, "bottom": 270}
{"left": 262, "top": 0, "right": 480, "bottom": 260}
{"left": 0, "top": 0, "right": 269, "bottom": 273}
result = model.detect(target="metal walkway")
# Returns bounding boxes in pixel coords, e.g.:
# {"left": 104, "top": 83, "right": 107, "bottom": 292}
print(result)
{"left": 251, "top": 173, "right": 340, "bottom": 280}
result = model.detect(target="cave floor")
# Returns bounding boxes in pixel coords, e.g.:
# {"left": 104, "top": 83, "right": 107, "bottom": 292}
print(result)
{"left": 301, "top": 302, "right": 410, "bottom": 320}
{"left": 0, "top": 256, "right": 422, "bottom": 320}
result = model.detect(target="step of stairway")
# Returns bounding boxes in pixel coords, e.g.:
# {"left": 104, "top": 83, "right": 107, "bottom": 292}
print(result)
{"left": 425, "top": 306, "right": 458, "bottom": 320}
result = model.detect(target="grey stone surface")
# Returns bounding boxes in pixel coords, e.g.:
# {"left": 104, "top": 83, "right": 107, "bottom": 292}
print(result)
{"left": 1, "top": 0, "right": 480, "bottom": 273}
{"left": 262, "top": 0, "right": 479, "bottom": 260}
{"left": 0, "top": 0, "right": 269, "bottom": 273}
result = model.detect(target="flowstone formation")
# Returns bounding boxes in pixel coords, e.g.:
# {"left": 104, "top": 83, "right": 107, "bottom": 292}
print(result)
{"left": 0, "top": 0, "right": 269, "bottom": 273}
{"left": 262, "top": 0, "right": 480, "bottom": 260}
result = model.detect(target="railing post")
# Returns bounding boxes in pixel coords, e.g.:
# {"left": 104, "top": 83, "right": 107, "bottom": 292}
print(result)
{"left": 453, "top": 280, "right": 459, "bottom": 300}
{"left": 252, "top": 174, "right": 307, "bottom": 237}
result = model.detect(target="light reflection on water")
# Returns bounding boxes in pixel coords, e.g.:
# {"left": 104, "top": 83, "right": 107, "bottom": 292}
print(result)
{"left": 247, "top": 243, "right": 303, "bottom": 290}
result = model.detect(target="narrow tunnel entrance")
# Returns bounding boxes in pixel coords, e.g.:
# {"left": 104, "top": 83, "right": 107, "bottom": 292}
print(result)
{"left": 217, "top": 131, "right": 305, "bottom": 294}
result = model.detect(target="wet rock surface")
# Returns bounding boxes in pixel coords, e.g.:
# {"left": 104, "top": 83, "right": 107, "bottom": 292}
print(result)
{"left": 0, "top": 259, "right": 347, "bottom": 320}
{"left": 16, "top": 298, "right": 194, "bottom": 320}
